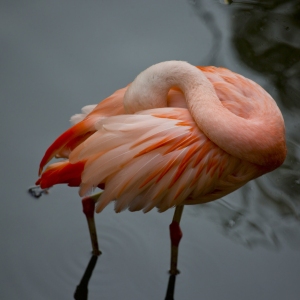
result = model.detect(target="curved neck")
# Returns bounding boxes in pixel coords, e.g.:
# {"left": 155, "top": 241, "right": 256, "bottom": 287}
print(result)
{"left": 123, "top": 61, "right": 286, "bottom": 169}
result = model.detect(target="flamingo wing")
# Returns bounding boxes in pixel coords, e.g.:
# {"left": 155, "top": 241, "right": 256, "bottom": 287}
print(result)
{"left": 68, "top": 107, "right": 261, "bottom": 213}
{"left": 39, "top": 88, "right": 127, "bottom": 174}
{"left": 37, "top": 66, "right": 267, "bottom": 213}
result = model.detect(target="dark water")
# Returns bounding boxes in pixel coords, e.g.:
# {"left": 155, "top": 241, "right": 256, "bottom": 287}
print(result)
{"left": 1, "top": 0, "right": 300, "bottom": 299}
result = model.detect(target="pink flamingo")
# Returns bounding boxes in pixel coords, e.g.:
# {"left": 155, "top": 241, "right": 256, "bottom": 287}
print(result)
{"left": 36, "top": 61, "right": 286, "bottom": 274}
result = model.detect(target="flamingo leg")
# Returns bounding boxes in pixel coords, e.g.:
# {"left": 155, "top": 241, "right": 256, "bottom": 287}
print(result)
{"left": 169, "top": 205, "right": 184, "bottom": 275}
{"left": 82, "top": 196, "right": 101, "bottom": 256}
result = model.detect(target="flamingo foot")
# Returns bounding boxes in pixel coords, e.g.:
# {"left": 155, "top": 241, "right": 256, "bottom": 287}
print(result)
{"left": 169, "top": 205, "right": 184, "bottom": 275}
{"left": 82, "top": 197, "right": 101, "bottom": 256}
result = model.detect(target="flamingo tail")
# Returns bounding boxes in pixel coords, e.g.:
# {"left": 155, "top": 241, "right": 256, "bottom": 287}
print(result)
{"left": 38, "top": 117, "right": 97, "bottom": 175}
{"left": 36, "top": 160, "right": 85, "bottom": 189}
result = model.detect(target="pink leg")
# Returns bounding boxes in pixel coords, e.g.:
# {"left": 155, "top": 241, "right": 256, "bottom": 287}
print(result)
{"left": 169, "top": 205, "right": 184, "bottom": 275}
{"left": 82, "top": 197, "right": 101, "bottom": 256}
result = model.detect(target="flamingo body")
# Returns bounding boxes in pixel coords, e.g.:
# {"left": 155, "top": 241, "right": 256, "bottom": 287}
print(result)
{"left": 37, "top": 62, "right": 286, "bottom": 213}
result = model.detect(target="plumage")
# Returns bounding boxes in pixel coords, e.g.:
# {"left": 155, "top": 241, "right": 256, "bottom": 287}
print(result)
{"left": 37, "top": 62, "right": 286, "bottom": 215}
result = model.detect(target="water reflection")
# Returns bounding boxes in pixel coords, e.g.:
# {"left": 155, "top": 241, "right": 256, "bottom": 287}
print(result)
{"left": 165, "top": 274, "right": 177, "bottom": 300}
{"left": 73, "top": 255, "right": 178, "bottom": 300}
{"left": 230, "top": 0, "right": 300, "bottom": 109}
{"left": 189, "top": 0, "right": 222, "bottom": 64}
{"left": 74, "top": 255, "right": 99, "bottom": 300}
{"left": 191, "top": 0, "right": 300, "bottom": 249}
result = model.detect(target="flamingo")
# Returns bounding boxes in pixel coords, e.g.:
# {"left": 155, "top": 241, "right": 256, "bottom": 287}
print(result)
{"left": 35, "top": 61, "right": 286, "bottom": 274}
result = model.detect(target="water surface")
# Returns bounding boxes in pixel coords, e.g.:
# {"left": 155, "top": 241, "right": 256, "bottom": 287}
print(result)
{"left": 1, "top": 0, "right": 300, "bottom": 299}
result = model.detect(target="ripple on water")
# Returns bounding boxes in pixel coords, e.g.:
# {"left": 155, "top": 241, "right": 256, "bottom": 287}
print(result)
{"left": 51, "top": 202, "right": 173, "bottom": 298}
